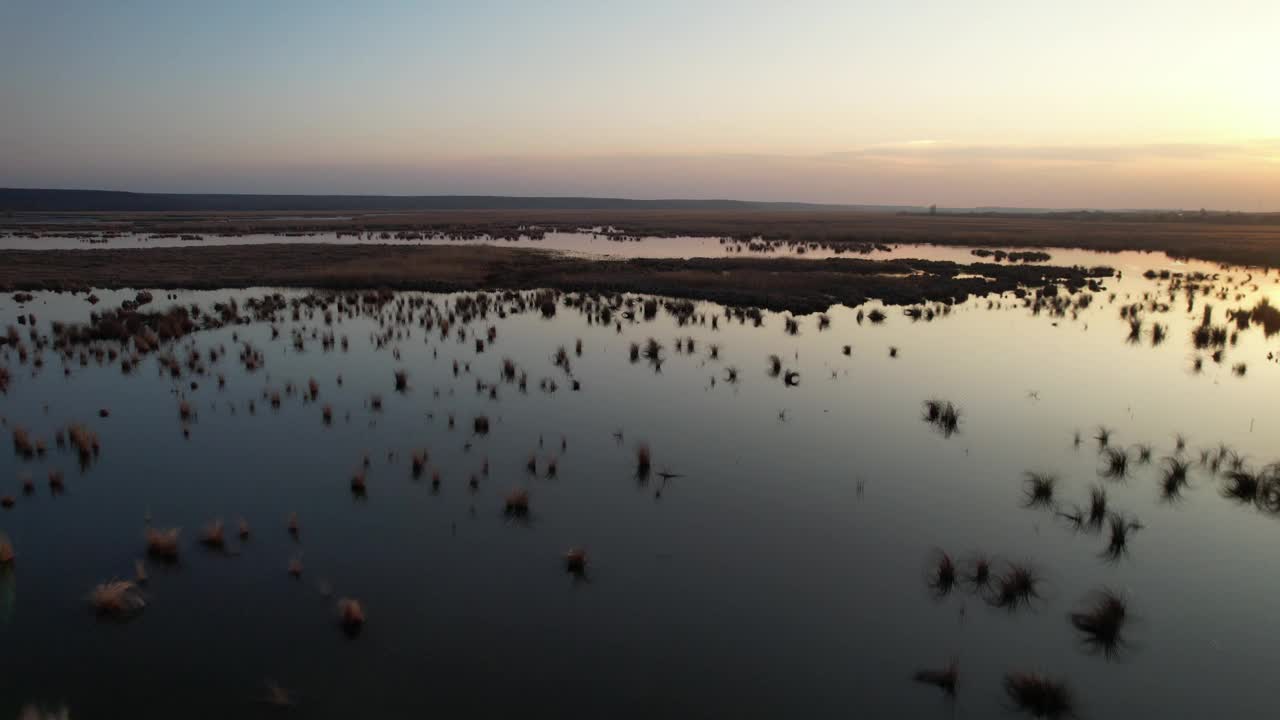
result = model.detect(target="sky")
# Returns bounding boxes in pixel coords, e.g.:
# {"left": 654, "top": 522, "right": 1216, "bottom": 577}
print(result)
{"left": 1, "top": 0, "right": 1278, "bottom": 209}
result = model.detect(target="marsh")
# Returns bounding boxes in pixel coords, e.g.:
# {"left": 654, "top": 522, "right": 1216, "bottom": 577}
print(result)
{"left": 1, "top": 246, "right": 1278, "bottom": 718}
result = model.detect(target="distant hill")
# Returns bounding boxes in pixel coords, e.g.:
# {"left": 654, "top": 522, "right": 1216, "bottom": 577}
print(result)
{"left": 0, "top": 188, "right": 918, "bottom": 213}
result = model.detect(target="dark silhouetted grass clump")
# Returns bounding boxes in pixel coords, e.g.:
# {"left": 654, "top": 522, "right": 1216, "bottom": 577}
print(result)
{"left": 1023, "top": 472, "right": 1058, "bottom": 509}
{"left": 928, "top": 551, "right": 958, "bottom": 597}
{"left": 923, "top": 399, "right": 962, "bottom": 437}
{"left": 913, "top": 659, "right": 958, "bottom": 697}
{"left": 1160, "top": 456, "right": 1191, "bottom": 501}
{"left": 1094, "top": 425, "right": 1112, "bottom": 448}
{"left": 504, "top": 488, "right": 529, "bottom": 518}
{"left": 989, "top": 563, "right": 1040, "bottom": 611}
{"left": 1004, "top": 672, "right": 1074, "bottom": 719}
{"left": 636, "top": 443, "right": 651, "bottom": 482}
{"left": 1100, "top": 447, "right": 1129, "bottom": 480}
{"left": 963, "top": 554, "right": 992, "bottom": 590}
{"left": 1101, "top": 513, "right": 1141, "bottom": 562}
{"left": 1070, "top": 588, "right": 1128, "bottom": 658}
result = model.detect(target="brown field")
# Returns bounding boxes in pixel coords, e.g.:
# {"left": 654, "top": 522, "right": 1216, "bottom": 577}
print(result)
{"left": 0, "top": 244, "right": 1109, "bottom": 313}
{"left": 7, "top": 208, "right": 1280, "bottom": 266}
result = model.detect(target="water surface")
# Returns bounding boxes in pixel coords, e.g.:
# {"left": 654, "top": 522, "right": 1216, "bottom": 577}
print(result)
{"left": 1, "top": 250, "right": 1278, "bottom": 718}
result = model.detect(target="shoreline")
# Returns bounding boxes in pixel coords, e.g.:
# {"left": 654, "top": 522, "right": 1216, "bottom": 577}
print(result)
{"left": 0, "top": 244, "right": 1112, "bottom": 314}
{"left": 6, "top": 208, "right": 1280, "bottom": 267}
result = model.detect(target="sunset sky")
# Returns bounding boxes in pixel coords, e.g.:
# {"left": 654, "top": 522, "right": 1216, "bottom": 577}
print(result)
{"left": 2, "top": 1, "right": 1277, "bottom": 209}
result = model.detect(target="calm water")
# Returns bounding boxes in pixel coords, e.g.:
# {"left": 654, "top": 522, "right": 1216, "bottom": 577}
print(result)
{"left": 1, "top": 249, "right": 1279, "bottom": 718}
{"left": 0, "top": 228, "right": 1070, "bottom": 263}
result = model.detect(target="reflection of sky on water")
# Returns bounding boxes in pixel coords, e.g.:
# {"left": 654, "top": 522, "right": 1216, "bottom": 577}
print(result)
{"left": 0, "top": 229, "right": 1204, "bottom": 268}
{"left": 1, "top": 250, "right": 1279, "bottom": 718}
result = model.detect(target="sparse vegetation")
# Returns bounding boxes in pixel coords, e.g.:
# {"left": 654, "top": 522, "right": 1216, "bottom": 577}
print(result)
{"left": 1070, "top": 589, "right": 1128, "bottom": 658}
{"left": 1004, "top": 672, "right": 1074, "bottom": 719}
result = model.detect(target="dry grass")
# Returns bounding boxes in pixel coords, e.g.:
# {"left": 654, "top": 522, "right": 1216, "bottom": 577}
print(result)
{"left": 146, "top": 527, "right": 180, "bottom": 560}
{"left": 199, "top": 519, "right": 225, "bottom": 548}
{"left": 12, "top": 205, "right": 1280, "bottom": 265}
{"left": 565, "top": 548, "right": 587, "bottom": 576}
{"left": 89, "top": 580, "right": 146, "bottom": 619}
{"left": 67, "top": 423, "right": 100, "bottom": 465}
{"left": 337, "top": 597, "right": 365, "bottom": 631}
{"left": 12, "top": 427, "right": 35, "bottom": 458}
{"left": 504, "top": 488, "right": 530, "bottom": 517}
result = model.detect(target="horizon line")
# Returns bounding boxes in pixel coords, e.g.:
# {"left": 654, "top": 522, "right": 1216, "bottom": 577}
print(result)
{"left": 3, "top": 187, "right": 1276, "bottom": 216}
